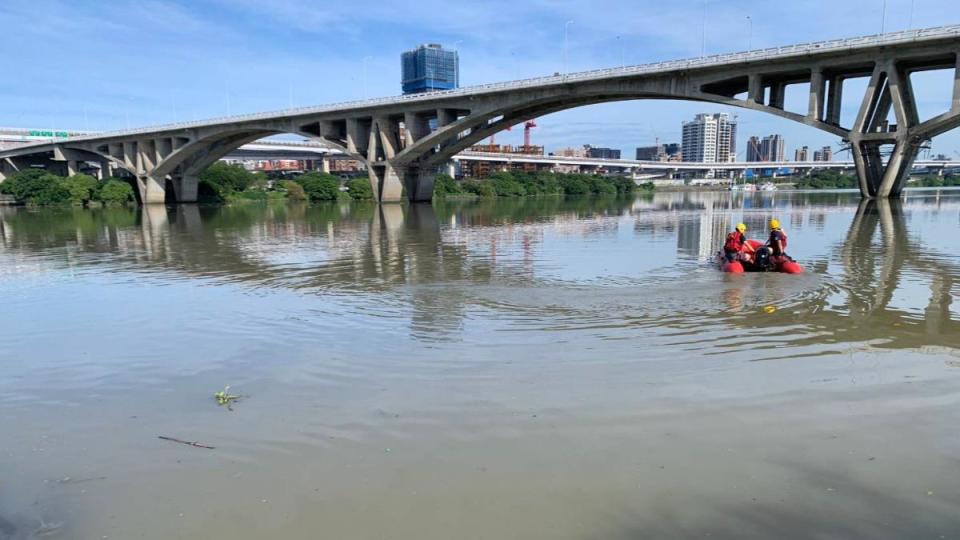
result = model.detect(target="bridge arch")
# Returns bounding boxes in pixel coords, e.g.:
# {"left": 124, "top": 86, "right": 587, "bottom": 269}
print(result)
{"left": 63, "top": 123, "right": 366, "bottom": 204}
{"left": 4, "top": 26, "right": 960, "bottom": 203}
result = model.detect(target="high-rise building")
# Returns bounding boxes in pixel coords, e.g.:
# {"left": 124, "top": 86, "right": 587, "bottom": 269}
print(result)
{"left": 760, "top": 135, "right": 785, "bottom": 162}
{"left": 401, "top": 44, "right": 459, "bottom": 94}
{"left": 746, "top": 136, "right": 762, "bottom": 162}
{"left": 681, "top": 113, "right": 736, "bottom": 163}
{"left": 746, "top": 134, "right": 786, "bottom": 161}
{"left": 795, "top": 146, "right": 809, "bottom": 162}
{"left": 585, "top": 145, "right": 621, "bottom": 159}
{"left": 813, "top": 145, "right": 833, "bottom": 162}
{"left": 636, "top": 143, "right": 681, "bottom": 161}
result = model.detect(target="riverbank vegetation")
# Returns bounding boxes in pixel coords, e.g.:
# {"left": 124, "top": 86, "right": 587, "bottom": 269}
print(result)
{"left": 434, "top": 172, "right": 652, "bottom": 199}
{"left": 198, "top": 163, "right": 372, "bottom": 203}
{"left": 202, "top": 166, "right": 651, "bottom": 203}
{"left": 791, "top": 171, "right": 960, "bottom": 190}
{"left": 792, "top": 171, "right": 858, "bottom": 190}
{"left": 0, "top": 169, "right": 134, "bottom": 206}
{"left": 1, "top": 163, "right": 652, "bottom": 207}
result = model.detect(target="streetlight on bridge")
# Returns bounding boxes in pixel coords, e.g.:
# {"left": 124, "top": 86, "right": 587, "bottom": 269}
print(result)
{"left": 701, "top": 0, "right": 708, "bottom": 57}
{"left": 616, "top": 35, "right": 625, "bottom": 69}
{"left": 881, "top": 0, "right": 887, "bottom": 33}
{"left": 362, "top": 56, "right": 373, "bottom": 99}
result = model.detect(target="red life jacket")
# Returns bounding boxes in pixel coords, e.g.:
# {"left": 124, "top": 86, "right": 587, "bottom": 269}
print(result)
{"left": 724, "top": 231, "right": 744, "bottom": 253}
{"left": 768, "top": 229, "right": 788, "bottom": 255}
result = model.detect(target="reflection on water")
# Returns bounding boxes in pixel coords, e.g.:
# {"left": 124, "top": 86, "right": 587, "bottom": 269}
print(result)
{"left": 0, "top": 191, "right": 959, "bottom": 539}
{"left": 4, "top": 192, "right": 952, "bottom": 350}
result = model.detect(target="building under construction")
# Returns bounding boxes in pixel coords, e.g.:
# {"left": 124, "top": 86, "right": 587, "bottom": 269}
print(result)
{"left": 461, "top": 143, "right": 547, "bottom": 178}
{"left": 459, "top": 120, "right": 549, "bottom": 178}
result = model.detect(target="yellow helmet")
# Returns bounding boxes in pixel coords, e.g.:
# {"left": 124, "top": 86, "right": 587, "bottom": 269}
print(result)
{"left": 770, "top": 219, "right": 781, "bottom": 230}
{"left": 736, "top": 223, "right": 747, "bottom": 233}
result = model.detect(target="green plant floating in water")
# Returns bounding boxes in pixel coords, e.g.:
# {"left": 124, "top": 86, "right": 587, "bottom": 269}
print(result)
{"left": 214, "top": 386, "right": 241, "bottom": 407}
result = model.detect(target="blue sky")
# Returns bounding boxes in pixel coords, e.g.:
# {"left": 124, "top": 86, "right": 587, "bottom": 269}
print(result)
{"left": 2, "top": 0, "right": 960, "bottom": 159}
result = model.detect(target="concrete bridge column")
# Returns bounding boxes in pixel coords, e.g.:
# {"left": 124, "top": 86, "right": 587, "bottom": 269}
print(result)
{"left": 139, "top": 175, "right": 167, "bottom": 204}
{"left": 402, "top": 168, "right": 436, "bottom": 202}
{"left": 67, "top": 160, "right": 79, "bottom": 176}
{"left": 171, "top": 175, "right": 199, "bottom": 203}
{"left": 321, "top": 157, "right": 331, "bottom": 174}
{"left": 876, "top": 138, "right": 921, "bottom": 197}
{"left": 99, "top": 160, "right": 113, "bottom": 180}
{"left": 369, "top": 163, "right": 404, "bottom": 203}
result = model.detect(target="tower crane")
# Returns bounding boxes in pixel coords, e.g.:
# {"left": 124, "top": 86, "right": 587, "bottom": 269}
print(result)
{"left": 523, "top": 120, "right": 537, "bottom": 149}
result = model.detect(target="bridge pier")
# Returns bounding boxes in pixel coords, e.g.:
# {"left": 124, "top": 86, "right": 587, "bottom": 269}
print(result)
{"left": 369, "top": 164, "right": 404, "bottom": 203}
{"left": 857, "top": 139, "right": 926, "bottom": 199}
{"left": 402, "top": 168, "right": 437, "bottom": 203}
{"left": 138, "top": 175, "right": 167, "bottom": 204}
{"left": 7, "top": 26, "right": 960, "bottom": 205}
{"left": 99, "top": 160, "right": 113, "bottom": 180}
{"left": 170, "top": 175, "right": 199, "bottom": 203}
{"left": 845, "top": 59, "right": 926, "bottom": 199}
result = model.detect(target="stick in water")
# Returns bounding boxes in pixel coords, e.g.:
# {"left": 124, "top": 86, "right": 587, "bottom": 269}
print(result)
{"left": 158, "top": 436, "right": 215, "bottom": 449}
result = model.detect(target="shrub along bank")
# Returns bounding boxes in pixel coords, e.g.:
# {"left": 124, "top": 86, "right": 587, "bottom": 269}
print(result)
{"left": 198, "top": 164, "right": 373, "bottom": 203}
{"left": 792, "top": 171, "right": 960, "bottom": 190}
{"left": 0, "top": 169, "right": 134, "bottom": 206}
{"left": 1, "top": 164, "right": 654, "bottom": 207}
{"left": 433, "top": 172, "right": 652, "bottom": 199}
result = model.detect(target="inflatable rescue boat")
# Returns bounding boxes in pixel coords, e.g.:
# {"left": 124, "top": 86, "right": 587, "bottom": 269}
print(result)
{"left": 719, "top": 239, "right": 803, "bottom": 274}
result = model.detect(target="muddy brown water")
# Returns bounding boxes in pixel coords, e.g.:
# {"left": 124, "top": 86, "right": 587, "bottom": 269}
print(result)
{"left": 1, "top": 190, "right": 958, "bottom": 539}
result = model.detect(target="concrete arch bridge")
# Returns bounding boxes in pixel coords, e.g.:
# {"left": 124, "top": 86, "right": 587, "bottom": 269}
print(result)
{"left": 3, "top": 26, "right": 960, "bottom": 203}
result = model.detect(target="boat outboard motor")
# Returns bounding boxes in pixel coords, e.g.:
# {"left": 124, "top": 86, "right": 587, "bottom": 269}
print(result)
{"left": 755, "top": 246, "right": 772, "bottom": 270}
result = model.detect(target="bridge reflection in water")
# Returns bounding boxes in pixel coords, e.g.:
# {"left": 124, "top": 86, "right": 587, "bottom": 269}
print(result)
{"left": 0, "top": 191, "right": 956, "bottom": 351}
{"left": 2, "top": 191, "right": 960, "bottom": 539}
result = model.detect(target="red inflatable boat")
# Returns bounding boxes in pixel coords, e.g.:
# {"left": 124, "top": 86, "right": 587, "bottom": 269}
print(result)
{"left": 719, "top": 239, "right": 803, "bottom": 274}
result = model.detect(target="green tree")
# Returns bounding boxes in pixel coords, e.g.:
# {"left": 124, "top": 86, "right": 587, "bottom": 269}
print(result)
{"left": 199, "top": 162, "right": 256, "bottom": 193}
{"left": 432, "top": 174, "right": 463, "bottom": 197}
{"left": 559, "top": 175, "right": 589, "bottom": 196}
{"left": 198, "top": 179, "right": 226, "bottom": 202}
{"left": 585, "top": 176, "right": 617, "bottom": 195}
{"left": 280, "top": 180, "right": 307, "bottom": 200}
{"left": 490, "top": 173, "right": 526, "bottom": 197}
{"left": 346, "top": 178, "right": 374, "bottom": 200}
{"left": 611, "top": 176, "right": 638, "bottom": 195}
{"left": 462, "top": 179, "right": 496, "bottom": 197}
{"left": 62, "top": 173, "right": 99, "bottom": 205}
{"left": 526, "top": 173, "right": 563, "bottom": 195}
{"left": 95, "top": 178, "right": 135, "bottom": 205}
{"left": 1, "top": 169, "right": 71, "bottom": 205}
{"left": 295, "top": 172, "right": 341, "bottom": 201}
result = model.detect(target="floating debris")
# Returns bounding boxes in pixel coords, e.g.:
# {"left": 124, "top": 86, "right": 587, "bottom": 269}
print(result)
{"left": 158, "top": 436, "right": 215, "bottom": 450}
{"left": 763, "top": 305, "right": 777, "bottom": 314}
{"left": 214, "top": 386, "right": 242, "bottom": 410}
{"left": 56, "top": 476, "right": 106, "bottom": 485}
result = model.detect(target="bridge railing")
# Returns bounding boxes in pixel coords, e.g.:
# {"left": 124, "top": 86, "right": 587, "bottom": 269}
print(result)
{"left": 21, "top": 25, "right": 960, "bottom": 147}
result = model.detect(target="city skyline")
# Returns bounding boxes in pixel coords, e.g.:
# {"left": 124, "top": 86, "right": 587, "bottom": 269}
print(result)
{"left": 2, "top": 0, "right": 960, "bottom": 159}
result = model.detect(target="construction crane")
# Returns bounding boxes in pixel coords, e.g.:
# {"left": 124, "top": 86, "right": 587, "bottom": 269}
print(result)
{"left": 489, "top": 124, "right": 512, "bottom": 146}
{"left": 523, "top": 120, "right": 537, "bottom": 148}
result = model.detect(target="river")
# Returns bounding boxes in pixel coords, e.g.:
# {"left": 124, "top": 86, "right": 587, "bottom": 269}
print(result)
{"left": 1, "top": 190, "right": 958, "bottom": 539}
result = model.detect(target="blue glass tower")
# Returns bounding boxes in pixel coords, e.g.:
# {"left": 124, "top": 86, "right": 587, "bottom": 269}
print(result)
{"left": 401, "top": 44, "right": 459, "bottom": 95}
